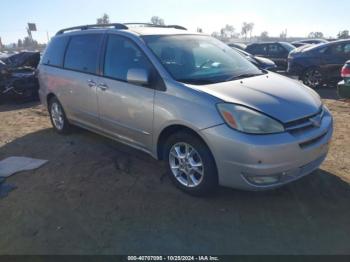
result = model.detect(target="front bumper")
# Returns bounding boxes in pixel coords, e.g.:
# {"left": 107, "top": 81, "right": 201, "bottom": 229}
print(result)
{"left": 200, "top": 110, "right": 333, "bottom": 190}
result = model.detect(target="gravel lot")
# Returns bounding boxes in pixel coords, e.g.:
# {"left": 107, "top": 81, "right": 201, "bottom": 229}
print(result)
{"left": 0, "top": 88, "right": 349, "bottom": 255}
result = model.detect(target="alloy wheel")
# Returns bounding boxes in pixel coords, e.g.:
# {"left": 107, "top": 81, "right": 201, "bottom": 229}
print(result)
{"left": 51, "top": 102, "right": 64, "bottom": 130}
{"left": 169, "top": 142, "right": 204, "bottom": 188}
{"left": 304, "top": 68, "right": 323, "bottom": 88}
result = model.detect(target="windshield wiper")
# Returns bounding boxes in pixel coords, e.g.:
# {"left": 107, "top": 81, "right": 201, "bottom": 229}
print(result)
{"left": 225, "top": 73, "right": 264, "bottom": 82}
{"left": 178, "top": 79, "right": 216, "bottom": 85}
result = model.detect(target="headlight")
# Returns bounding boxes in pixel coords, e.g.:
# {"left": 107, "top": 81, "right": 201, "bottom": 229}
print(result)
{"left": 217, "top": 103, "right": 285, "bottom": 134}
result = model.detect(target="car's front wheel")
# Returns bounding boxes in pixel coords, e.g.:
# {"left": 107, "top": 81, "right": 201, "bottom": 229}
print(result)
{"left": 48, "top": 97, "right": 71, "bottom": 134}
{"left": 164, "top": 131, "right": 218, "bottom": 196}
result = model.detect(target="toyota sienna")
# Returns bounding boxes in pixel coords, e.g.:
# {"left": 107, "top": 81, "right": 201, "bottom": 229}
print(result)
{"left": 38, "top": 23, "right": 333, "bottom": 195}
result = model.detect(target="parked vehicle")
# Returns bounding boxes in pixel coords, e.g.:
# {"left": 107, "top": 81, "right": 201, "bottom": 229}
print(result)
{"left": 292, "top": 39, "right": 328, "bottom": 48}
{"left": 246, "top": 42, "right": 295, "bottom": 71}
{"left": 227, "top": 43, "right": 246, "bottom": 50}
{"left": 288, "top": 39, "right": 350, "bottom": 88}
{"left": 38, "top": 23, "right": 333, "bottom": 195}
{"left": 0, "top": 51, "right": 40, "bottom": 102}
{"left": 232, "top": 47, "right": 277, "bottom": 71}
{"left": 338, "top": 60, "right": 350, "bottom": 98}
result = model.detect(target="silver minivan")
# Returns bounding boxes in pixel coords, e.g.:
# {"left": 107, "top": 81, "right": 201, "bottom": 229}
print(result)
{"left": 38, "top": 23, "right": 333, "bottom": 195}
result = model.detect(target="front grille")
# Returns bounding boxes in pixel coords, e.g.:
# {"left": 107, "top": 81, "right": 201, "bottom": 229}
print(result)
{"left": 285, "top": 108, "right": 324, "bottom": 134}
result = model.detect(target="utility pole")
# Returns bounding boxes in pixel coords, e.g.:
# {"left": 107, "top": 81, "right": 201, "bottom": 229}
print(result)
{"left": 27, "top": 23, "right": 37, "bottom": 45}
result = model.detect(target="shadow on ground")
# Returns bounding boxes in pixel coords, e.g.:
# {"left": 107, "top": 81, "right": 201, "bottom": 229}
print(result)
{"left": 0, "top": 128, "right": 349, "bottom": 255}
{"left": 0, "top": 100, "right": 40, "bottom": 113}
{"left": 317, "top": 87, "right": 340, "bottom": 100}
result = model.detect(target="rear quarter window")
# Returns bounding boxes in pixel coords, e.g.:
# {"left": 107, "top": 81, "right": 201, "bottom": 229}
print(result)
{"left": 41, "top": 36, "right": 69, "bottom": 67}
{"left": 64, "top": 34, "right": 103, "bottom": 74}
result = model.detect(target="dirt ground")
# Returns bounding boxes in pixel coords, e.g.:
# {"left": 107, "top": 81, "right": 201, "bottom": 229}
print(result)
{"left": 0, "top": 88, "right": 349, "bottom": 255}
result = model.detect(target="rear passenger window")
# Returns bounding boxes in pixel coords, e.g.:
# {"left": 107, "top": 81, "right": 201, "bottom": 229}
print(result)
{"left": 64, "top": 34, "right": 103, "bottom": 74}
{"left": 42, "top": 36, "right": 69, "bottom": 67}
{"left": 104, "top": 35, "right": 153, "bottom": 81}
{"left": 248, "top": 45, "right": 268, "bottom": 56}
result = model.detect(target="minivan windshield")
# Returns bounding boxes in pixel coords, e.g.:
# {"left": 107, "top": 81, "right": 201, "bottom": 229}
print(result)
{"left": 143, "top": 35, "right": 264, "bottom": 85}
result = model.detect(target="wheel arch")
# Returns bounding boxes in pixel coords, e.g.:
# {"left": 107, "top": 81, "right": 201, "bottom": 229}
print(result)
{"left": 46, "top": 93, "right": 57, "bottom": 108}
{"left": 156, "top": 124, "right": 212, "bottom": 161}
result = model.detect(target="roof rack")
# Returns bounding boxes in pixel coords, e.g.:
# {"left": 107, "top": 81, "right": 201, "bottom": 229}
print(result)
{"left": 124, "top": 23, "right": 187, "bottom": 30}
{"left": 56, "top": 23, "right": 128, "bottom": 35}
{"left": 56, "top": 23, "right": 187, "bottom": 35}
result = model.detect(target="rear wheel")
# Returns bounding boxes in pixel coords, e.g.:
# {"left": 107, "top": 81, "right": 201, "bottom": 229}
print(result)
{"left": 48, "top": 97, "right": 72, "bottom": 134}
{"left": 302, "top": 67, "right": 324, "bottom": 89}
{"left": 164, "top": 131, "right": 218, "bottom": 196}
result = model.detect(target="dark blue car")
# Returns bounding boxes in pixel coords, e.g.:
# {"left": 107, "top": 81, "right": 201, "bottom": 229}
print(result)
{"left": 287, "top": 39, "right": 350, "bottom": 88}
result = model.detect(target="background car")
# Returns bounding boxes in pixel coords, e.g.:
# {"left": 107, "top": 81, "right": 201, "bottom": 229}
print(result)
{"left": 245, "top": 42, "right": 295, "bottom": 71}
{"left": 232, "top": 47, "right": 277, "bottom": 71}
{"left": 0, "top": 51, "right": 40, "bottom": 102}
{"left": 338, "top": 60, "right": 350, "bottom": 98}
{"left": 292, "top": 39, "right": 329, "bottom": 48}
{"left": 288, "top": 39, "right": 350, "bottom": 88}
{"left": 227, "top": 42, "right": 246, "bottom": 50}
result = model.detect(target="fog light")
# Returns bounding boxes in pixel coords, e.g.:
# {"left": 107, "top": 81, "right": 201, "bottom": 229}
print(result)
{"left": 243, "top": 174, "right": 281, "bottom": 186}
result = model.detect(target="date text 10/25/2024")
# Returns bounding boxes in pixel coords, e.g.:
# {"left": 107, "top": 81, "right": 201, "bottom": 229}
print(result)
{"left": 127, "top": 256, "right": 220, "bottom": 261}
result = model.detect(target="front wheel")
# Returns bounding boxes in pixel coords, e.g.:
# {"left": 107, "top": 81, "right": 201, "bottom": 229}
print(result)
{"left": 164, "top": 131, "right": 218, "bottom": 196}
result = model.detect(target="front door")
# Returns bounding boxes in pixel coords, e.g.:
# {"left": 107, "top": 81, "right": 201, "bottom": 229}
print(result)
{"left": 321, "top": 42, "right": 350, "bottom": 81}
{"left": 97, "top": 34, "right": 157, "bottom": 151}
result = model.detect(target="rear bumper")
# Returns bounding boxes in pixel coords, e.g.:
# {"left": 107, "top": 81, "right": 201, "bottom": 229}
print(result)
{"left": 200, "top": 110, "right": 333, "bottom": 191}
{"left": 338, "top": 80, "right": 350, "bottom": 98}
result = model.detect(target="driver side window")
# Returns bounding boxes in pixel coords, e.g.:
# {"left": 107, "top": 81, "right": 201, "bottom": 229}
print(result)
{"left": 104, "top": 35, "right": 153, "bottom": 82}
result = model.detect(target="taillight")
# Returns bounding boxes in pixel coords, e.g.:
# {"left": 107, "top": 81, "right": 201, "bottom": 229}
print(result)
{"left": 341, "top": 64, "right": 350, "bottom": 78}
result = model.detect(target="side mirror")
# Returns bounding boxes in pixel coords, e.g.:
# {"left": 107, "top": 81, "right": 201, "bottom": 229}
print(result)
{"left": 127, "top": 68, "right": 150, "bottom": 86}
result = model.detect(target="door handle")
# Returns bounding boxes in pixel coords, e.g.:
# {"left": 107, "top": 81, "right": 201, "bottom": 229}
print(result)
{"left": 98, "top": 83, "right": 109, "bottom": 91}
{"left": 87, "top": 79, "right": 97, "bottom": 87}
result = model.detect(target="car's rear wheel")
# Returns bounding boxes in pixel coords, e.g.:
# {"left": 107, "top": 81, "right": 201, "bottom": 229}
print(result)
{"left": 302, "top": 67, "right": 324, "bottom": 89}
{"left": 164, "top": 131, "right": 218, "bottom": 196}
{"left": 48, "top": 97, "right": 71, "bottom": 134}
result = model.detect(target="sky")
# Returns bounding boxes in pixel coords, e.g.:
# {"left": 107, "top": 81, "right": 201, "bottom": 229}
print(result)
{"left": 0, "top": 0, "right": 349, "bottom": 44}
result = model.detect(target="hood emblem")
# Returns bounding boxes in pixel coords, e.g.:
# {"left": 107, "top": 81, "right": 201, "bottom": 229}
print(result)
{"left": 309, "top": 115, "right": 322, "bottom": 128}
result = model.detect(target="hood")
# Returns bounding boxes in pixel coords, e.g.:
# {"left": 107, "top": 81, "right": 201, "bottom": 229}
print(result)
{"left": 290, "top": 43, "right": 324, "bottom": 57}
{"left": 189, "top": 72, "right": 321, "bottom": 123}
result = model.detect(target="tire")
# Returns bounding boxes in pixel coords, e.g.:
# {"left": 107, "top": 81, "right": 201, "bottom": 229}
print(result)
{"left": 164, "top": 131, "right": 218, "bottom": 196}
{"left": 48, "top": 97, "right": 72, "bottom": 134}
{"left": 302, "top": 67, "right": 324, "bottom": 89}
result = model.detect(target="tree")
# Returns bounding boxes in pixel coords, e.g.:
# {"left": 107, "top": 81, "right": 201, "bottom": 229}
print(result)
{"left": 23, "top": 37, "right": 32, "bottom": 47}
{"left": 308, "top": 32, "right": 324, "bottom": 38}
{"left": 280, "top": 30, "right": 287, "bottom": 39}
{"left": 150, "top": 16, "right": 165, "bottom": 25}
{"left": 337, "top": 30, "right": 349, "bottom": 39}
{"left": 241, "top": 22, "right": 254, "bottom": 40}
{"left": 97, "top": 13, "right": 110, "bottom": 25}
{"left": 221, "top": 24, "right": 237, "bottom": 40}
{"left": 211, "top": 31, "right": 220, "bottom": 39}
{"left": 248, "top": 23, "right": 254, "bottom": 39}
{"left": 260, "top": 31, "right": 269, "bottom": 41}
{"left": 17, "top": 39, "right": 23, "bottom": 48}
